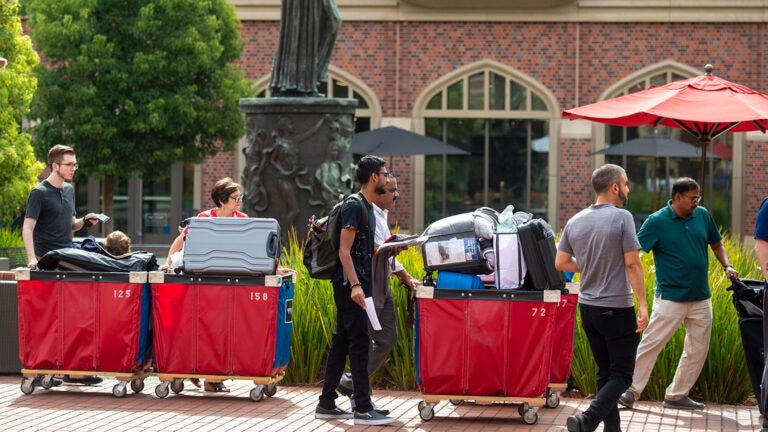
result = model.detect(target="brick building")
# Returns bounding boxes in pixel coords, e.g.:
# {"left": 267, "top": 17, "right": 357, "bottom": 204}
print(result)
{"left": 77, "top": 1, "right": 768, "bottom": 247}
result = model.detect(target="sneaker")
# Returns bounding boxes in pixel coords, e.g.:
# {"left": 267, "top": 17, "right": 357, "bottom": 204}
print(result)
{"left": 354, "top": 410, "right": 394, "bottom": 426}
{"left": 62, "top": 375, "right": 103, "bottom": 386}
{"left": 350, "top": 399, "right": 390, "bottom": 416}
{"left": 663, "top": 396, "right": 705, "bottom": 410}
{"left": 618, "top": 390, "right": 636, "bottom": 409}
{"left": 336, "top": 373, "right": 354, "bottom": 397}
{"left": 315, "top": 405, "right": 354, "bottom": 420}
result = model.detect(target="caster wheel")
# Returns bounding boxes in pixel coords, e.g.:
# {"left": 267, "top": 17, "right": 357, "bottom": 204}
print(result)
{"left": 419, "top": 405, "right": 435, "bottom": 421}
{"left": 521, "top": 408, "right": 538, "bottom": 425}
{"left": 417, "top": 400, "right": 426, "bottom": 411}
{"left": 264, "top": 383, "right": 277, "bottom": 397}
{"left": 250, "top": 387, "right": 265, "bottom": 402}
{"left": 41, "top": 375, "right": 55, "bottom": 389}
{"left": 449, "top": 399, "right": 463, "bottom": 406}
{"left": 155, "top": 383, "right": 170, "bottom": 398}
{"left": 518, "top": 402, "right": 529, "bottom": 417}
{"left": 546, "top": 392, "right": 560, "bottom": 408}
{"left": 130, "top": 379, "right": 145, "bottom": 393}
{"left": 170, "top": 378, "right": 184, "bottom": 394}
{"left": 112, "top": 383, "right": 128, "bottom": 398}
{"left": 20, "top": 377, "right": 35, "bottom": 395}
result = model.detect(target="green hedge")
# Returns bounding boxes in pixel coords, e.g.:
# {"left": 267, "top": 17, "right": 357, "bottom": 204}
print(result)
{"left": 281, "top": 229, "right": 759, "bottom": 404}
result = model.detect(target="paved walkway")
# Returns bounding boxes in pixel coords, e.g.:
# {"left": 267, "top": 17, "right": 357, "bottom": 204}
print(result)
{"left": 0, "top": 375, "right": 761, "bottom": 431}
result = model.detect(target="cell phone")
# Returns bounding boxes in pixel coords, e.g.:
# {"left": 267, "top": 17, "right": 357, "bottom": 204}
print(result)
{"left": 92, "top": 213, "right": 110, "bottom": 223}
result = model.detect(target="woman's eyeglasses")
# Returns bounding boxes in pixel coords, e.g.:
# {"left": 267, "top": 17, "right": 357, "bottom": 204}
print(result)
{"left": 230, "top": 194, "right": 246, "bottom": 202}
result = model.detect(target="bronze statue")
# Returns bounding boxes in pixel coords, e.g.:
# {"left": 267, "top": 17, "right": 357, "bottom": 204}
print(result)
{"left": 269, "top": 0, "right": 342, "bottom": 97}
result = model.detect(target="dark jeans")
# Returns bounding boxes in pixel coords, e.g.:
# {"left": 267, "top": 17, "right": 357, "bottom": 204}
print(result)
{"left": 318, "top": 282, "right": 373, "bottom": 413}
{"left": 579, "top": 303, "right": 639, "bottom": 432}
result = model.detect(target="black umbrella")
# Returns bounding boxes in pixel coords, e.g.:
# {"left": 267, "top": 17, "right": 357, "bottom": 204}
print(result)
{"left": 352, "top": 126, "right": 469, "bottom": 156}
{"left": 592, "top": 133, "right": 720, "bottom": 209}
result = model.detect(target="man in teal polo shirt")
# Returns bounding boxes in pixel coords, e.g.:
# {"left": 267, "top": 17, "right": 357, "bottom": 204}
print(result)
{"left": 619, "top": 177, "right": 738, "bottom": 411}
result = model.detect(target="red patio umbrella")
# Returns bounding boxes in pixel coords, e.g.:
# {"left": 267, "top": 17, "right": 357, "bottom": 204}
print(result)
{"left": 562, "top": 64, "right": 768, "bottom": 192}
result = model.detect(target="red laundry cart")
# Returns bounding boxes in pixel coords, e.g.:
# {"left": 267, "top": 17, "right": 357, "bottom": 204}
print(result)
{"left": 414, "top": 286, "right": 560, "bottom": 424}
{"left": 544, "top": 282, "right": 579, "bottom": 408}
{"left": 150, "top": 272, "right": 294, "bottom": 401}
{"left": 16, "top": 269, "right": 153, "bottom": 397}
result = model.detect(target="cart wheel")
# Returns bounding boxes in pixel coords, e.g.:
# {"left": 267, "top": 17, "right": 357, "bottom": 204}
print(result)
{"left": 41, "top": 375, "right": 55, "bottom": 389}
{"left": 545, "top": 391, "right": 560, "bottom": 408}
{"left": 419, "top": 404, "right": 435, "bottom": 422}
{"left": 155, "top": 382, "right": 170, "bottom": 398}
{"left": 521, "top": 408, "right": 538, "bottom": 425}
{"left": 417, "top": 400, "right": 426, "bottom": 411}
{"left": 112, "top": 382, "right": 128, "bottom": 398}
{"left": 20, "top": 377, "right": 35, "bottom": 395}
{"left": 449, "top": 399, "right": 463, "bottom": 406}
{"left": 130, "top": 379, "right": 145, "bottom": 393}
{"left": 517, "top": 402, "right": 529, "bottom": 417}
{"left": 170, "top": 378, "right": 184, "bottom": 394}
{"left": 250, "top": 387, "right": 265, "bottom": 402}
{"left": 264, "top": 383, "right": 277, "bottom": 397}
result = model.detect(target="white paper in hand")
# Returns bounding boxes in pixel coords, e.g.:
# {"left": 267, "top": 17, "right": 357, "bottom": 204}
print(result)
{"left": 364, "top": 297, "right": 382, "bottom": 331}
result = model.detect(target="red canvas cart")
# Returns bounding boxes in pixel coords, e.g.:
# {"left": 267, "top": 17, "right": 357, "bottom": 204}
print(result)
{"left": 414, "top": 286, "right": 560, "bottom": 424}
{"left": 543, "top": 282, "right": 579, "bottom": 408}
{"left": 150, "top": 271, "right": 294, "bottom": 401}
{"left": 16, "top": 269, "right": 153, "bottom": 397}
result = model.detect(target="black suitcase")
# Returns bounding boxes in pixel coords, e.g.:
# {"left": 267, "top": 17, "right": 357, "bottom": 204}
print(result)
{"left": 728, "top": 278, "right": 766, "bottom": 414}
{"left": 517, "top": 219, "right": 565, "bottom": 290}
{"left": 421, "top": 209, "right": 497, "bottom": 275}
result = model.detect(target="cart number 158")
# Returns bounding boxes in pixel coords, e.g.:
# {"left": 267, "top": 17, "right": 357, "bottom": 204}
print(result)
{"left": 531, "top": 307, "right": 547, "bottom": 317}
{"left": 250, "top": 291, "right": 269, "bottom": 301}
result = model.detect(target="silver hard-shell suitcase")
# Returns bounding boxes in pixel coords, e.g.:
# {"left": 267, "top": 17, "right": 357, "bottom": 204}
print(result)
{"left": 181, "top": 217, "right": 280, "bottom": 275}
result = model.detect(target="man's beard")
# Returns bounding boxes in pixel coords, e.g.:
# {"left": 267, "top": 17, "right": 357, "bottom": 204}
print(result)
{"left": 618, "top": 189, "right": 628, "bottom": 207}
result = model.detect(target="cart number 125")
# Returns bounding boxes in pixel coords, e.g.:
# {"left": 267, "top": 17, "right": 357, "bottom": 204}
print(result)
{"left": 531, "top": 307, "right": 547, "bottom": 317}
{"left": 113, "top": 289, "right": 132, "bottom": 298}
{"left": 250, "top": 291, "right": 269, "bottom": 301}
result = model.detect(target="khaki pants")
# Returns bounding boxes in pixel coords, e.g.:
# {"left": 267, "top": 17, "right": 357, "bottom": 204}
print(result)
{"left": 628, "top": 297, "right": 712, "bottom": 401}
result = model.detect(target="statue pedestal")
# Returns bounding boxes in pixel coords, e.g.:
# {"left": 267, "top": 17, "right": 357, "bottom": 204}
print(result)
{"left": 238, "top": 97, "right": 358, "bottom": 242}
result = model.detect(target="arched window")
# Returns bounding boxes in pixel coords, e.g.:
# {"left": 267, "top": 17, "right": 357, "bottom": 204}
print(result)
{"left": 600, "top": 62, "right": 733, "bottom": 229}
{"left": 415, "top": 61, "right": 558, "bottom": 225}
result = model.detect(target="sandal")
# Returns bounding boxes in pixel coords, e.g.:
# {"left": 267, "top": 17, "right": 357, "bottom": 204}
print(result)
{"left": 204, "top": 381, "right": 230, "bottom": 393}
{"left": 190, "top": 378, "right": 202, "bottom": 388}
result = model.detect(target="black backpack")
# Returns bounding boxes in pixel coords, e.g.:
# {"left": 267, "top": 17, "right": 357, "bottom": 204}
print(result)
{"left": 303, "top": 193, "right": 368, "bottom": 280}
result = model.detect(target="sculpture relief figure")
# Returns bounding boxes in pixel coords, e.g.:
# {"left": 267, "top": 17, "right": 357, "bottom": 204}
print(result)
{"left": 242, "top": 128, "right": 269, "bottom": 212}
{"left": 315, "top": 141, "right": 353, "bottom": 206}
{"left": 269, "top": 0, "right": 342, "bottom": 97}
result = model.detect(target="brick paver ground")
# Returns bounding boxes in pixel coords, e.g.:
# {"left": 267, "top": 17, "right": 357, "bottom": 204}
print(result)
{"left": 0, "top": 375, "right": 761, "bottom": 431}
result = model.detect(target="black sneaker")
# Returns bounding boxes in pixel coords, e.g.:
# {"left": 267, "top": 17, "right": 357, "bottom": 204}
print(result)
{"left": 354, "top": 410, "right": 394, "bottom": 426}
{"left": 315, "top": 405, "right": 354, "bottom": 420}
{"left": 663, "top": 396, "right": 705, "bottom": 410}
{"left": 350, "top": 399, "right": 390, "bottom": 416}
{"left": 62, "top": 375, "right": 103, "bottom": 386}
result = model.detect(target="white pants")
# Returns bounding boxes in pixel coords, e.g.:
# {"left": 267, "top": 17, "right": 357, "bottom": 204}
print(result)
{"left": 628, "top": 297, "right": 712, "bottom": 400}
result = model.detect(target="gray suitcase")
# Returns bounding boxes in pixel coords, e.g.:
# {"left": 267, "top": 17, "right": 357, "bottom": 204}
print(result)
{"left": 181, "top": 217, "right": 281, "bottom": 275}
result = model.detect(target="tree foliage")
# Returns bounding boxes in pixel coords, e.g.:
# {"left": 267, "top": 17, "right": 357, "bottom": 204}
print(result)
{"left": 0, "top": 0, "right": 44, "bottom": 223}
{"left": 26, "top": 0, "right": 252, "bottom": 180}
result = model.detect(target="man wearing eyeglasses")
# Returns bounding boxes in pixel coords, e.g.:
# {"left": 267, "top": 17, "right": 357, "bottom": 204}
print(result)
{"left": 22, "top": 144, "right": 103, "bottom": 387}
{"left": 619, "top": 177, "right": 738, "bottom": 411}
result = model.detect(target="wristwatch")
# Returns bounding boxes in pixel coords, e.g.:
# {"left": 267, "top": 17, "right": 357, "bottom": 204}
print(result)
{"left": 724, "top": 263, "right": 734, "bottom": 271}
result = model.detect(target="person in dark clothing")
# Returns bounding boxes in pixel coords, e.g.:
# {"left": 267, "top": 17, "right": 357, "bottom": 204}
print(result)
{"left": 22, "top": 144, "right": 104, "bottom": 387}
{"left": 315, "top": 155, "right": 394, "bottom": 426}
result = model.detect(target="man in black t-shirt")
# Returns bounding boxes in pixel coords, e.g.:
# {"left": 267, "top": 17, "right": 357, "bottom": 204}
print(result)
{"left": 22, "top": 144, "right": 103, "bottom": 387}
{"left": 315, "top": 155, "right": 395, "bottom": 426}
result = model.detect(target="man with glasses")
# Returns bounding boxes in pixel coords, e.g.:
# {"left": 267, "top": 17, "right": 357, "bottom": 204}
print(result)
{"left": 619, "top": 177, "right": 739, "bottom": 411}
{"left": 22, "top": 144, "right": 103, "bottom": 387}
{"left": 316, "top": 155, "right": 395, "bottom": 426}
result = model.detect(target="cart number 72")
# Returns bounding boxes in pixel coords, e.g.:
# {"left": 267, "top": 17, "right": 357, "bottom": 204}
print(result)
{"left": 531, "top": 307, "right": 547, "bottom": 317}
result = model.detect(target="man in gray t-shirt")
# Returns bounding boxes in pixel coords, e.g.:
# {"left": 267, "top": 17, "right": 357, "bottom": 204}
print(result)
{"left": 556, "top": 163, "right": 648, "bottom": 432}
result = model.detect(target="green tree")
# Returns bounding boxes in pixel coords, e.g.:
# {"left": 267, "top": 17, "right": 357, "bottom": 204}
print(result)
{"left": 0, "top": 0, "right": 44, "bottom": 223}
{"left": 26, "top": 0, "right": 251, "bottom": 216}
